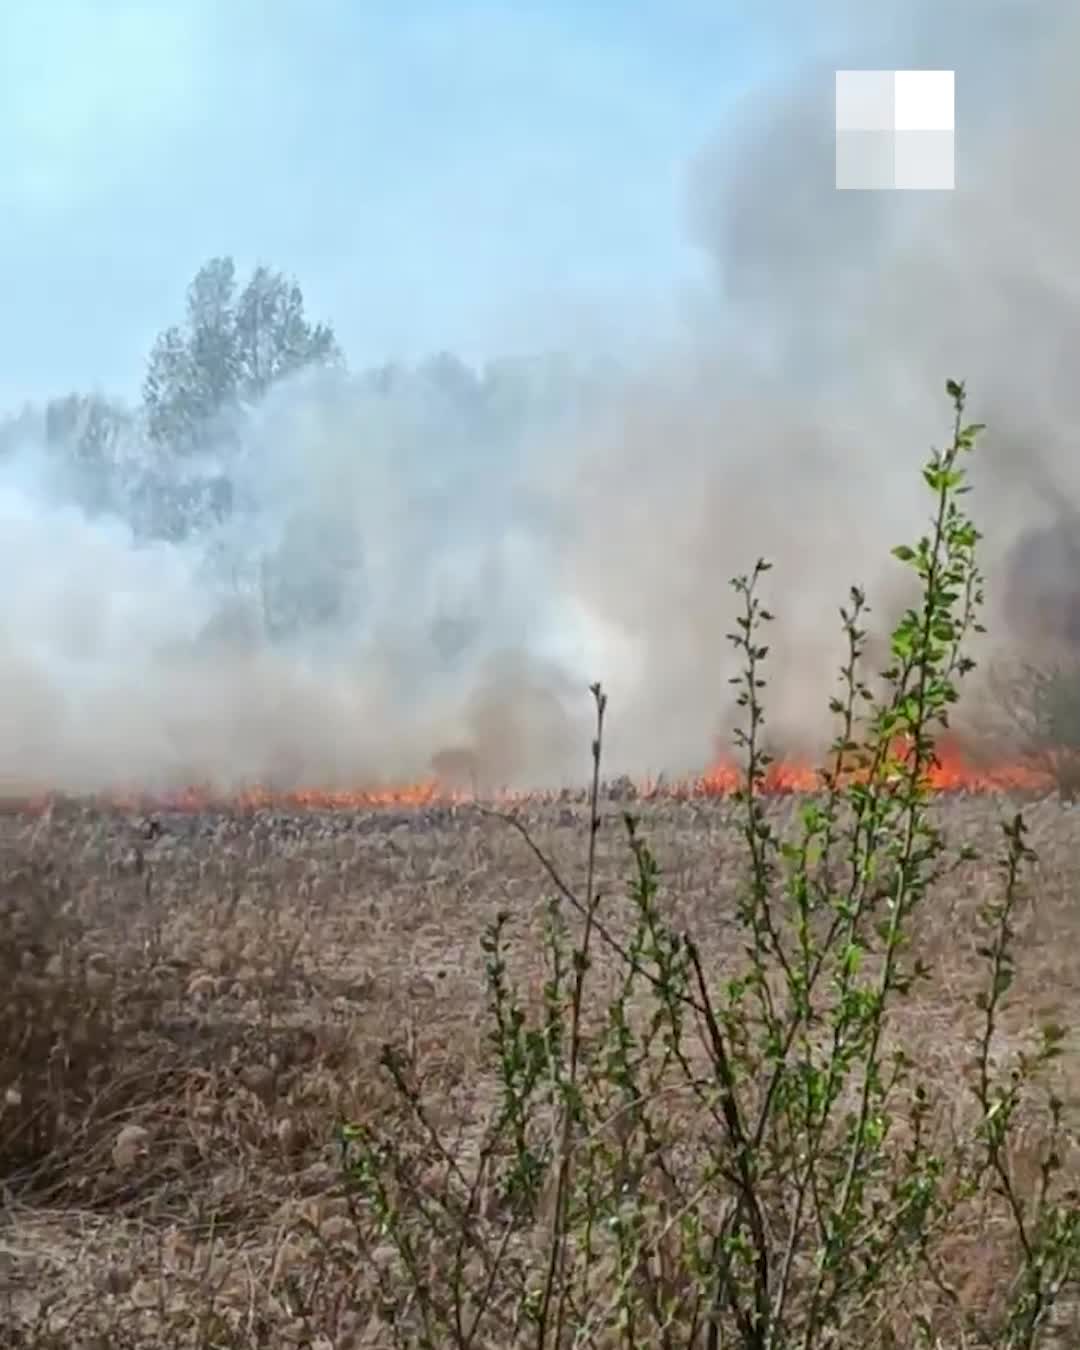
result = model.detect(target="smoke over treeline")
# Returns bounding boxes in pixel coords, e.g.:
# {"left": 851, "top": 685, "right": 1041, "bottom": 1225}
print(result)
{"left": 3, "top": 0, "right": 1080, "bottom": 794}
{"left": 0, "top": 326, "right": 623, "bottom": 792}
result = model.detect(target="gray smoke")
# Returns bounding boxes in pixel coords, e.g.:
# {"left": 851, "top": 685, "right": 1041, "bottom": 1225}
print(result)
{"left": 3, "top": 0, "right": 1078, "bottom": 794}
{"left": 562, "top": 0, "right": 1080, "bottom": 773}
{"left": 0, "top": 362, "right": 616, "bottom": 794}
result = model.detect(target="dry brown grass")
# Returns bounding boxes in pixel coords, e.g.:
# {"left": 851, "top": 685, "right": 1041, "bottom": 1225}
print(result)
{"left": 1, "top": 789, "right": 1079, "bottom": 1347}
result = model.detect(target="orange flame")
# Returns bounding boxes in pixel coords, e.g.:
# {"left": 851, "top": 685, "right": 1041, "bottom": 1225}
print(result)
{"left": 0, "top": 733, "right": 1058, "bottom": 817}
{"left": 680, "top": 734, "right": 1052, "bottom": 798}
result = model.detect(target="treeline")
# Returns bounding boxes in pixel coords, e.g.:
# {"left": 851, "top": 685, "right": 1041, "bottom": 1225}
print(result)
{"left": 0, "top": 256, "right": 608, "bottom": 637}
{"left": 0, "top": 255, "right": 604, "bottom": 529}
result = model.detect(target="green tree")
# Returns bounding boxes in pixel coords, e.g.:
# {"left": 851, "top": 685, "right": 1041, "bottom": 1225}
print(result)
{"left": 42, "top": 392, "right": 134, "bottom": 516}
{"left": 142, "top": 256, "right": 342, "bottom": 454}
{"left": 44, "top": 391, "right": 131, "bottom": 459}
{"left": 232, "top": 263, "right": 340, "bottom": 400}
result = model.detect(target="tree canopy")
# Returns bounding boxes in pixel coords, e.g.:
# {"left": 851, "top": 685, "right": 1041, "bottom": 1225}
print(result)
{"left": 142, "top": 256, "right": 342, "bottom": 454}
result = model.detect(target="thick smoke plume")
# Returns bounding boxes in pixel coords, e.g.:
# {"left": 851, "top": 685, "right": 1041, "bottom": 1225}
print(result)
{"left": 0, "top": 367, "right": 611, "bottom": 794}
{"left": 3, "top": 0, "right": 1079, "bottom": 794}
{"left": 566, "top": 0, "right": 1080, "bottom": 774}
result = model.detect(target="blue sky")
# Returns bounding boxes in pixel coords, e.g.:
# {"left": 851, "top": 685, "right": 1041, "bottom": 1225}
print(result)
{"left": 0, "top": 0, "right": 808, "bottom": 408}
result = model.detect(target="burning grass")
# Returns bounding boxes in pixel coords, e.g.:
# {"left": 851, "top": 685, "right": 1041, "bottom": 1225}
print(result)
{"left": 0, "top": 728, "right": 1062, "bottom": 821}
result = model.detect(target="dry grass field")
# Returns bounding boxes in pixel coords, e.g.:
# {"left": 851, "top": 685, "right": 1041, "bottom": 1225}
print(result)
{"left": 1, "top": 786, "right": 1078, "bottom": 1347}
